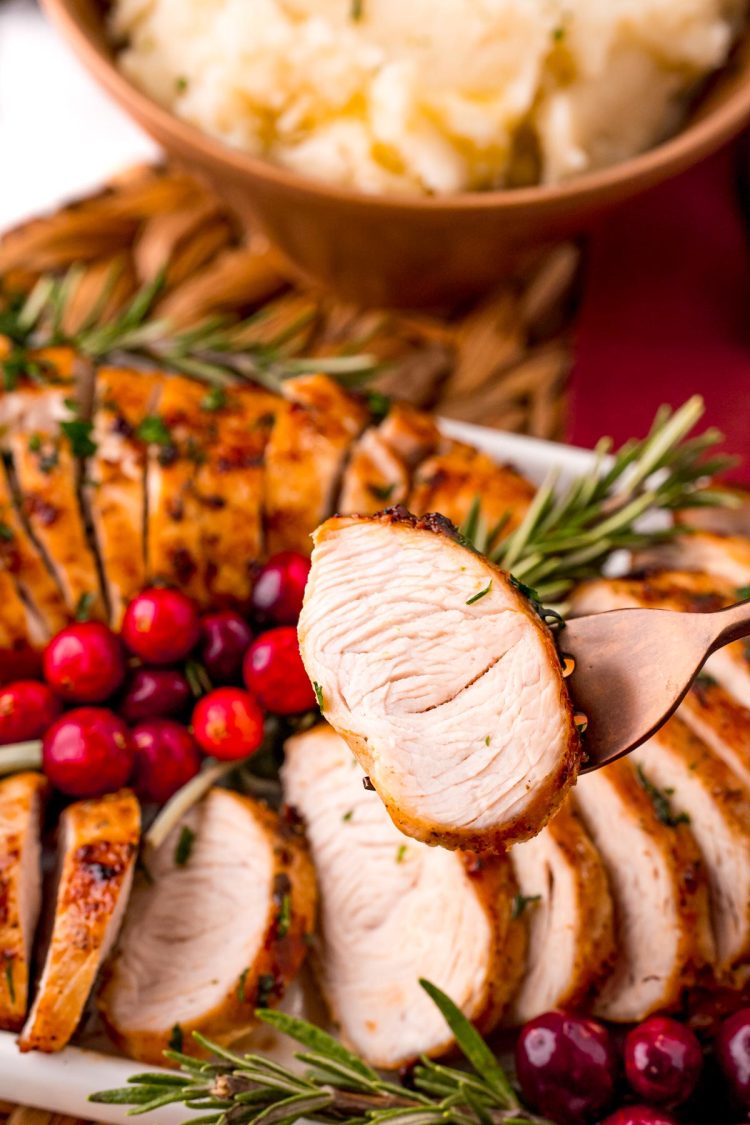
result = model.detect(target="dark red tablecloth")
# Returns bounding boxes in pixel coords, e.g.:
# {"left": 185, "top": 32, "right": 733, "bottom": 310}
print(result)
{"left": 568, "top": 142, "right": 750, "bottom": 480}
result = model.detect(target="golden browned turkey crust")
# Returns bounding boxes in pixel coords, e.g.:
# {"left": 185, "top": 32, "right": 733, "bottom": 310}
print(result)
{"left": 409, "top": 442, "right": 535, "bottom": 536}
{"left": 0, "top": 773, "right": 48, "bottom": 1031}
{"left": 0, "top": 466, "right": 68, "bottom": 640}
{"left": 507, "top": 801, "right": 615, "bottom": 1025}
{"left": 98, "top": 790, "right": 316, "bottom": 1066}
{"left": 574, "top": 759, "right": 713, "bottom": 1023}
{"left": 264, "top": 375, "right": 369, "bottom": 555}
{"left": 681, "top": 677, "right": 750, "bottom": 789}
{"left": 19, "top": 789, "right": 140, "bottom": 1053}
{"left": 632, "top": 716, "right": 750, "bottom": 980}
{"left": 9, "top": 430, "right": 104, "bottom": 620}
{"left": 299, "top": 509, "right": 580, "bottom": 853}
{"left": 88, "top": 367, "right": 164, "bottom": 627}
{"left": 338, "top": 426, "right": 410, "bottom": 516}
{"left": 377, "top": 402, "right": 441, "bottom": 469}
{"left": 191, "top": 385, "right": 279, "bottom": 608}
{"left": 282, "top": 725, "right": 524, "bottom": 1068}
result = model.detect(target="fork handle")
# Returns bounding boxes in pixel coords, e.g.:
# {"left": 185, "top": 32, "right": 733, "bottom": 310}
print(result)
{"left": 707, "top": 599, "right": 750, "bottom": 652}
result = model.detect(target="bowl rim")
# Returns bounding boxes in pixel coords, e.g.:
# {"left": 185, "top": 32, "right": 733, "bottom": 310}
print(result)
{"left": 42, "top": 0, "right": 750, "bottom": 214}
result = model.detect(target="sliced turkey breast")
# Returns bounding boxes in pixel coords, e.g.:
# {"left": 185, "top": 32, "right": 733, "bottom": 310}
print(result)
{"left": 507, "top": 801, "right": 615, "bottom": 1025}
{"left": 338, "top": 426, "right": 410, "bottom": 516}
{"left": 377, "top": 402, "right": 441, "bottom": 469}
{"left": 8, "top": 430, "right": 104, "bottom": 620}
{"left": 19, "top": 789, "right": 140, "bottom": 1053}
{"left": 0, "top": 773, "right": 47, "bottom": 1031}
{"left": 299, "top": 510, "right": 580, "bottom": 852}
{"left": 635, "top": 532, "right": 750, "bottom": 589}
{"left": 631, "top": 717, "right": 750, "bottom": 978}
{"left": 191, "top": 385, "right": 279, "bottom": 608}
{"left": 571, "top": 571, "right": 750, "bottom": 713}
{"left": 264, "top": 375, "right": 369, "bottom": 555}
{"left": 0, "top": 464, "right": 67, "bottom": 640}
{"left": 88, "top": 367, "right": 163, "bottom": 627}
{"left": 409, "top": 442, "right": 535, "bottom": 538}
{"left": 0, "top": 558, "right": 48, "bottom": 667}
{"left": 680, "top": 678, "right": 750, "bottom": 790}
{"left": 282, "top": 724, "right": 525, "bottom": 1069}
{"left": 98, "top": 788, "right": 316, "bottom": 1066}
{"left": 574, "top": 760, "right": 713, "bottom": 1022}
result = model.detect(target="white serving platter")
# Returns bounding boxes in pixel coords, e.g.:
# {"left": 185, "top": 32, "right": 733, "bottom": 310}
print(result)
{"left": 0, "top": 421, "right": 600, "bottom": 1124}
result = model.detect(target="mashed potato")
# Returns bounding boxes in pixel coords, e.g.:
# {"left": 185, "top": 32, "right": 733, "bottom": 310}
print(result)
{"left": 112, "top": 0, "right": 746, "bottom": 194}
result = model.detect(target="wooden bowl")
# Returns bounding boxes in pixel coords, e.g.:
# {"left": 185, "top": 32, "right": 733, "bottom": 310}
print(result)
{"left": 40, "top": 0, "right": 750, "bottom": 307}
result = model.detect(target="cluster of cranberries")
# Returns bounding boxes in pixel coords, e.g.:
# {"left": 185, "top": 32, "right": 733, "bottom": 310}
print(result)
{"left": 0, "top": 551, "right": 312, "bottom": 804}
{"left": 515, "top": 1008, "right": 750, "bottom": 1124}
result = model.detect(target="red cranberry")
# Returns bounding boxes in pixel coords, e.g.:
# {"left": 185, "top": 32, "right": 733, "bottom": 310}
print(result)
{"left": 599, "top": 1109, "right": 679, "bottom": 1125}
{"left": 624, "top": 1016, "right": 702, "bottom": 1107}
{"left": 0, "top": 680, "right": 62, "bottom": 744}
{"left": 122, "top": 588, "right": 200, "bottom": 665}
{"left": 43, "top": 622, "right": 126, "bottom": 703}
{"left": 199, "top": 611, "right": 253, "bottom": 683}
{"left": 42, "top": 707, "right": 134, "bottom": 797}
{"left": 131, "top": 719, "right": 201, "bottom": 804}
{"left": 192, "top": 688, "right": 264, "bottom": 761}
{"left": 243, "top": 626, "right": 316, "bottom": 715}
{"left": 515, "top": 1011, "right": 618, "bottom": 1125}
{"left": 251, "top": 551, "right": 310, "bottom": 625}
{"left": 717, "top": 1008, "right": 750, "bottom": 1107}
{"left": 120, "top": 667, "right": 191, "bottom": 722}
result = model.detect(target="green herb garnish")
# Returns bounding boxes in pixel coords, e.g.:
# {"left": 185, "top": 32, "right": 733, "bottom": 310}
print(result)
{"left": 168, "top": 1024, "right": 183, "bottom": 1052}
{"left": 5, "top": 958, "right": 15, "bottom": 1006}
{"left": 342, "top": 809, "right": 353, "bottom": 822}
{"left": 313, "top": 681, "right": 324, "bottom": 710}
{"left": 512, "top": 893, "right": 542, "bottom": 920}
{"left": 277, "top": 893, "right": 291, "bottom": 939}
{"left": 368, "top": 481, "right": 396, "bottom": 502}
{"left": 137, "top": 414, "right": 172, "bottom": 447}
{"left": 396, "top": 844, "right": 407, "bottom": 863}
{"left": 174, "top": 826, "right": 196, "bottom": 867}
{"left": 61, "top": 417, "right": 97, "bottom": 458}
{"left": 74, "top": 592, "right": 94, "bottom": 622}
{"left": 466, "top": 580, "right": 492, "bottom": 606}
{"left": 201, "top": 386, "right": 227, "bottom": 412}
{"left": 0, "top": 524, "right": 13, "bottom": 543}
{"left": 236, "top": 968, "right": 249, "bottom": 1003}
{"left": 256, "top": 973, "right": 275, "bottom": 1007}
{"left": 637, "top": 765, "right": 690, "bottom": 828}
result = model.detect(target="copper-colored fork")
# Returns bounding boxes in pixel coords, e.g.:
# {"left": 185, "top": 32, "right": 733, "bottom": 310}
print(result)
{"left": 562, "top": 600, "right": 750, "bottom": 770}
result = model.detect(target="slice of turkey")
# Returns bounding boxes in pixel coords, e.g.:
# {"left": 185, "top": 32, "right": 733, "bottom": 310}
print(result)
{"left": 0, "top": 773, "right": 47, "bottom": 1031}
{"left": 680, "top": 678, "right": 750, "bottom": 790}
{"left": 98, "top": 788, "right": 316, "bottom": 1065}
{"left": 282, "top": 724, "right": 525, "bottom": 1069}
{"left": 632, "top": 717, "right": 750, "bottom": 979}
{"left": 19, "top": 789, "right": 140, "bottom": 1053}
{"left": 507, "top": 800, "right": 614, "bottom": 1025}
{"left": 574, "top": 760, "right": 713, "bottom": 1023}
{"left": 635, "top": 532, "right": 750, "bottom": 589}
{"left": 338, "top": 427, "right": 410, "bottom": 515}
{"left": 299, "top": 510, "right": 580, "bottom": 851}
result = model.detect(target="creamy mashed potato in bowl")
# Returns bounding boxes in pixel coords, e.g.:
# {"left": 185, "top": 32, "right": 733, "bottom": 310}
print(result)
{"left": 39, "top": 0, "right": 750, "bottom": 304}
{"left": 111, "top": 0, "right": 746, "bottom": 195}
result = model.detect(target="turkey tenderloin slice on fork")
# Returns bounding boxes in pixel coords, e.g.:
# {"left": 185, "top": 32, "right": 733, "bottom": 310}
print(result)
{"left": 19, "top": 789, "right": 140, "bottom": 1053}
{"left": 574, "top": 760, "right": 713, "bottom": 1023}
{"left": 0, "top": 773, "right": 47, "bottom": 1031}
{"left": 299, "top": 510, "right": 580, "bottom": 851}
{"left": 98, "top": 789, "right": 316, "bottom": 1066}
{"left": 507, "top": 801, "right": 615, "bottom": 1026}
{"left": 282, "top": 724, "right": 525, "bottom": 1069}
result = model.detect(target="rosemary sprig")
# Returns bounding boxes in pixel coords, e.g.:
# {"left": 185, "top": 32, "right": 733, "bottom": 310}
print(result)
{"left": 1, "top": 267, "right": 378, "bottom": 394}
{"left": 460, "top": 397, "right": 737, "bottom": 604}
{"left": 90, "top": 980, "right": 550, "bottom": 1125}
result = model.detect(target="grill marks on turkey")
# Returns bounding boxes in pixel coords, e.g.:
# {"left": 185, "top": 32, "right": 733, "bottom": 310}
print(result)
{"left": 299, "top": 511, "right": 581, "bottom": 851}
{"left": 282, "top": 724, "right": 525, "bottom": 1068}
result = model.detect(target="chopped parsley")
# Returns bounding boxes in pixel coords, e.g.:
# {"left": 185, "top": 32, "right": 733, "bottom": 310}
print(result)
{"left": 28, "top": 433, "right": 42, "bottom": 453}
{"left": 277, "top": 893, "right": 291, "bottom": 939}
{"left": 551, "top": 25, "right": 566, "bottom": 42}
{"left": 175, "top": 76, "right": 189, "bottom": 94}
{"left": 484, "top": 735, "right": 491, "bottom": 747}
{"left": 5, "top": 958, "right": 15, "bottom": 1005}
{"left": 137, "top": 414, "right": 172, "bottom": 446}
{"left": 512, "top": 893, "right": 542, "bottom": 920}
{"left": 637, "top": 765, "right": 690, "bottom": 828}
{"left": 466, "top": 579, "right": 492, "bottom": 606}
{"left": 342, "top": 809, "right": 353, "bottom": 822}
{"left": 185, "top": 436, "right": 207, "bottom": 465}
{"left": 168, "top": 1024, "right": 184, "bottom": 1052}
{"left": 256, "top": 973, "right": 275, "bottom": 1008}
{"left": 74, "top": 592, "right": 95, "bottom": 622}
{"left": 313, "top": 681, "right": 325, "bottom": 710}
{"left": 396, "top": 844, "right": 408, "bottom": 864}
{"left": 368, "top": 482, "right": 396, "bottom": 502}
{"left": 174, "top": 826, "right": 196, "bottom": 867}
{"left": 0, "top": 524, "right": 13, "bottom": 543}
{"left": 366, "top": 391, "right": 390, "bottom": 421}
{"left": 201, "top": 386, "right": 227, "bottom": 413}
{"left": 61, "top": 417, "right": 97, "bottom": 459}
{"left": 236, "top": 968, "right": 249, "bottom": 1003}
{"left": 739, "top": 585, "right": 750, "bottom": 601}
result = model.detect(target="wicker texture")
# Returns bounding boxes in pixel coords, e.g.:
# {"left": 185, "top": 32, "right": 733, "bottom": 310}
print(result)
{"left": 0, "top": 165, "right": 579, "bottom": 439}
